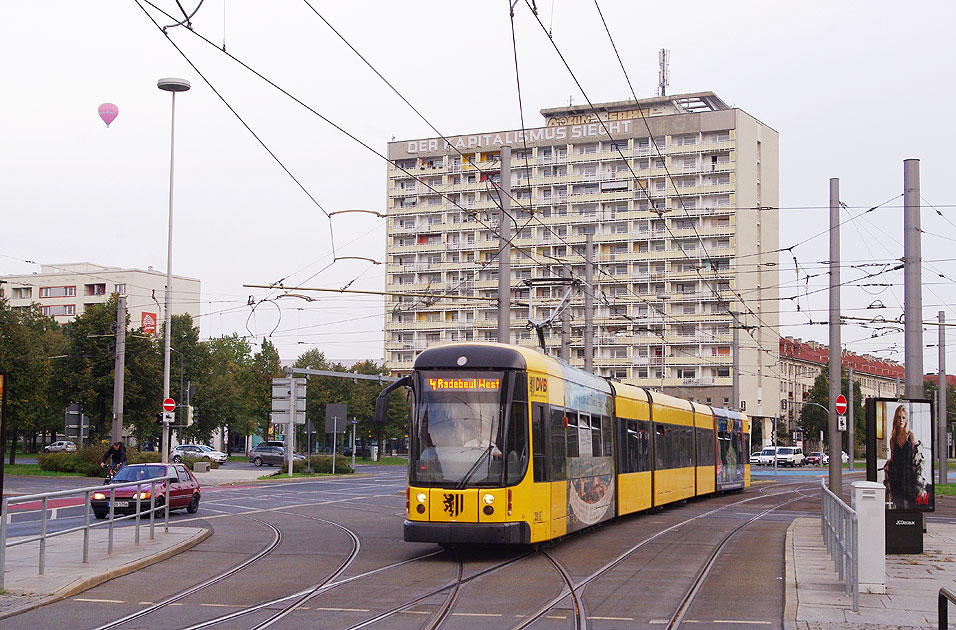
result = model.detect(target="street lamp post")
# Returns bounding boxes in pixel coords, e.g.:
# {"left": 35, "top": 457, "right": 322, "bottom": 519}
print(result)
{"left": 169, "top": 346, "right": 185, "bottom": 428}
{"left": 158, "top": 77, "right": 190, "bottom": 464}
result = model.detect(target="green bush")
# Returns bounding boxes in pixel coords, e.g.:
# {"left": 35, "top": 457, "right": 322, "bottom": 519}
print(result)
{"left": 292, "top": 454, "right": 353, "bottom": 475}
{"left": 38, "top": 446, "right": 161, "bottom": 477}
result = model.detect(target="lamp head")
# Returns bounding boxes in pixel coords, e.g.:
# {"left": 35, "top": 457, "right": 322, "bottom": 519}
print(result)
{"left": 157, "top": 78, "right": 191, "bottom": 93}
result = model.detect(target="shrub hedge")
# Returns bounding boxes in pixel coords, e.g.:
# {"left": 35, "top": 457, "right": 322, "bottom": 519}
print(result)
{"left": 38, "top": 445, "right": 163, "bottom": 477}
{"left": 292, "top": 455, "right": 353, "bottom": 475}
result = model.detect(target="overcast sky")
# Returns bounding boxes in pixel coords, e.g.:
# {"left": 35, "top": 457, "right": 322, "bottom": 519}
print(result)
{"left": 4, "top": 1, "right": 955, "bottom": 373}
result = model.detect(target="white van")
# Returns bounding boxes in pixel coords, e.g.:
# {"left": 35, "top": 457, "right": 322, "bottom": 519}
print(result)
{"left": 775, "top": 446, "right": 805, "bottom": 467}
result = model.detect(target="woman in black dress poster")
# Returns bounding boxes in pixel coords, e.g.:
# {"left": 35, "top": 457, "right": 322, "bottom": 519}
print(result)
{"left": 884, "top": 404, "right": 927, "bottom": 509}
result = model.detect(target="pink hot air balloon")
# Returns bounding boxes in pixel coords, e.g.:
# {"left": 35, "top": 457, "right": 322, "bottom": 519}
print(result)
{"left": 98, "top": 103, "right": 119, "bottom": 128}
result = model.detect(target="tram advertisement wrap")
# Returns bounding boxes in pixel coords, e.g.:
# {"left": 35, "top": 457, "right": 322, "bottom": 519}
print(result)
{"left": 868, "top": 398, "right": 934, "bottom": 512}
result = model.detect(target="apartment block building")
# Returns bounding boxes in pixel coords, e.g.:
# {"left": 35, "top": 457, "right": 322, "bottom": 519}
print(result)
{"left": 779, "top": 336, "right": 905, "bottom": 447}
{"left": 1, "top": 262, "right": 200, "bottom": 332}
{"left": 384, "top": 92, "right": 780, "bottom": 426}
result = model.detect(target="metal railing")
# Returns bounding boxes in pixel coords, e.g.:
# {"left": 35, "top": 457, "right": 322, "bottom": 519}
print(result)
{"left": 0, "top": 475, "right": 174, "bottom": 590}
{"left": 820, "top": 479, "right": 859, "bottom": 611}
{"left": 939, "top": 586, "right": 956, "bottom": 628}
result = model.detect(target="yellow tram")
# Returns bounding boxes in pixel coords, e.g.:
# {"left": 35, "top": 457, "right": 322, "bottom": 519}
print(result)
{"left": 376, "top": 342, "right": 750, "bottom": 545}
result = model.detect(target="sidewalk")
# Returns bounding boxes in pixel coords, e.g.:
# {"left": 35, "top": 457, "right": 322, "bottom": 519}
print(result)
{"left": 786, "top": 517, "right": 956, "bottom": 630}
{"left": 0, "top": 525, "right": 209, "bottom": 619}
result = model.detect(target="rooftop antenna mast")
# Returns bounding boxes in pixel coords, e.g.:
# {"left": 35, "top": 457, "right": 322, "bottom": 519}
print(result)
{"left": 658, "top": 48, "right": 670, "bottom": 97}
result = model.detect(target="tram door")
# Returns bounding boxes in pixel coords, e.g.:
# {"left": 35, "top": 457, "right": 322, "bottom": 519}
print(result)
{"left": 530, "top": 403, "right": 552, "bottom": 542}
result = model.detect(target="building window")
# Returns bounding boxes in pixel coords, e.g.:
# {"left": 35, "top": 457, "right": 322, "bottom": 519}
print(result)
{"left": 40, "top": 304, "right": 75, "bottom": 317}
{"left": 39, "top": 286, "right": 75, "bottom": 298}
{"left": 114, "top": 284, "right": 126, "bottom": 294}
{"left": 85, "top": 283, "right": 107, "bottom": 296}
{"left": 12, "top": 287, "right": 33, "bottom": 300}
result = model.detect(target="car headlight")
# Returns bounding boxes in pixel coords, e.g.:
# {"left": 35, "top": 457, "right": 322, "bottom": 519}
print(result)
{"left": 132, "top": 491, "right": 152, "bottom": 500}
{"left": 93, "top": 492, "right": 106, "bottom": 500}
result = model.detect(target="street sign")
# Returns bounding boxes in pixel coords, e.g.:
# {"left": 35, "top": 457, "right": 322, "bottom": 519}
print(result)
{"left": 835, "top": 394, "right": 847, "bottom": 415}
{"left": 325, "top": 404, "right": 347, "bottom": 434}
{"left": 163, "top": 411, "right": 175, "bottom": 424}
{"left": 271, "top": 398, "right": 306, "bottom": 413}
{"left": 163, "top": 398, "right": 176, "bottom": 412}
{"left": 838, "top": 414, "right": 847, "bottom": 431}
{"left": 271, "top": 412, "right": 305, "bottom": 425}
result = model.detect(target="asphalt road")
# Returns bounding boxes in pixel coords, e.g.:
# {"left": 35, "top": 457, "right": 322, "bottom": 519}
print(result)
{"left": 2, "top": 468, "right": 907, "bottom": 630}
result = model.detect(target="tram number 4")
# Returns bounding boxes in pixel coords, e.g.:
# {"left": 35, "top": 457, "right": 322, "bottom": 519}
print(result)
{"left": 443, "top": 493, "right": 464, "bottom": 517}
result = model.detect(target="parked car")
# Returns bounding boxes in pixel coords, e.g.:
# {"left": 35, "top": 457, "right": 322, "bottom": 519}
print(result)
{"left": 757, "top": 447, "right": 778, "bottom": 466}
{"left": 776, "top": 446, "right": 805, "bottom": 467}
{"left": 248, "top": 443, "right": 304, "bottom": 466}
{"left": 90, "top": 463, "right": 200, "bottom": 519}
{"left": 171, "top": 444, "right": 227, "bottom": 464}
{"left": 805, "top": 451, "right": 825, "bottom": 465}
{"left": 750, "top": 451, "right": 762, "bottom": 465}
{"left": 43, "top": 440, "right": 76, "bottom": 453}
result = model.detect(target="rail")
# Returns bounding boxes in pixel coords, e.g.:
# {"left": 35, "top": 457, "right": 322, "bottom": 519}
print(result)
{"left": 939, "top": 586, "right": 956, "bottom": 629}
{"left": 0, "top": 474, "right": 174, "bottom": 590}
{"left": 820, "top": 478, "right": 859, "bottom": 611}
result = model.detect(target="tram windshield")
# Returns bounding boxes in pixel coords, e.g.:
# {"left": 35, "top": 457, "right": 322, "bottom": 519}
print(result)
{"left": 410, "top": 370, "right": 524, "bottom": 487}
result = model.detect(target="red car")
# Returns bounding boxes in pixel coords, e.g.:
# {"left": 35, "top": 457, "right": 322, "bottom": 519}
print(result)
{"left": 805, "top": 452, "right": 826, "bottom": 465}
{"left": 91, "top": 463, "right": 201, "bottom": 519}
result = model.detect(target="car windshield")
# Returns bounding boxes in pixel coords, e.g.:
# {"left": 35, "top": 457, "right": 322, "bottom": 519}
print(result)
{"left": 196, "top": 445, "right": 213, "bottom": 452}
{"left": 761, "top": 449, "right": 775, "bottom": 455}
{"left": 779, "top": 448, "right": 793, "bottom": 454}
{"left": 112, "top": 465, "right": 169, "bottom": 483}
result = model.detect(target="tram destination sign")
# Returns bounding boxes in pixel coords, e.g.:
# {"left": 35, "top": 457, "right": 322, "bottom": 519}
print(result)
{"left": 426, "top": 377, "right": 501, "bottom": 391}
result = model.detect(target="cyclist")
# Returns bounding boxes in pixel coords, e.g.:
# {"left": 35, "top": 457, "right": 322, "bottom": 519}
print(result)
{"left": 100, "top": 441, "right": 127, "bottom": 477}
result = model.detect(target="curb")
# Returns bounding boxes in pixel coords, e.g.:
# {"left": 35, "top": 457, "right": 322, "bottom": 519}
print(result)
{"left": 0, "top": 527, "right": 211, "bottom": 620}
{"left": 783, "top": 518, "right": 799, "bottom": 630}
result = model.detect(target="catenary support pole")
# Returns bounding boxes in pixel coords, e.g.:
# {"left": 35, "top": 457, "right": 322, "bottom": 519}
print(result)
{"left": 732, "top": 311, "right": 740, "bottom": 411}
{"left": 561, "top": 268, "right": 571, "bottom": 362}
{"left": 904, "top": 159, "right": 923, "bottom": 400}
{"left": 829, "top": 178, "right": 842, "bottom": 495}
{"left": 940, "top": 311, "right": 947, "bottom": 484}
{"left": 849, "top": 366, "right": 854, "bottom": 471}
{"left": 585, "top": 233, "right": 594, "bottom": 372}
{"left": 497, "top": 145, "right": 512, "bottom": 345}
{"left": 112, "top": 294, "right": 126, "bottom": 444}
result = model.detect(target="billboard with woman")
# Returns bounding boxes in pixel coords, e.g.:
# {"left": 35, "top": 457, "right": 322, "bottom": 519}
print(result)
{"left": 868, "top": 399, "right": 934, "bottom": 512}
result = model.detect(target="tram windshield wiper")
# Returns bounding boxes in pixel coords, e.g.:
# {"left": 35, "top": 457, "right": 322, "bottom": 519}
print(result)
{"left": 456, "top": 444, "right": 494, "bottom": 489}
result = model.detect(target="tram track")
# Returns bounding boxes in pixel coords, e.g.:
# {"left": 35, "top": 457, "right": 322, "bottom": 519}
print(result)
{"left": 90, "top": 515, "right": 282, "bottom": 630}
{"left": 505, "top": 482, "right": 815, "bottom": 629}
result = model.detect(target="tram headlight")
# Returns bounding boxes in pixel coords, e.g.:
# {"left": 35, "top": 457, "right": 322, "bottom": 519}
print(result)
{"left": 417, "top": 492, "right": 427, "bottom": 504}
{"left": 482, "top": 494, "right": 495, "bottom": 506}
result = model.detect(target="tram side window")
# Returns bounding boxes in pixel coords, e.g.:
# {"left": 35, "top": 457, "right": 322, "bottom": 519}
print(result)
{"left": 566, "top": 412, "right": 580, "bottom": 458}
{"left": 591, "top": 415, "right": 602, "bottom": 457}
{"left": 743, "top": 431, "right": 751, "bottom": 462}
{"left": 506, "top": 403, "right": 529, "bottom": 485}
{"left": 696, "top": 428, "right": 715, "bottom": 466}
{"left": 602, "top": 415, "right": 613, "bottom": 458}
{"left": 532, "top": 404, "right": 548, "bottom": 482}
{"left": 654, "top": 424, "right": 670, "bottom": 469}
{"left": 681, "top": 426, "right": 694, "bottom": 468}
{"left": 621, "top": 419, "right": 650, "bottom": 473}
{"left": 550, "top": 408, "right": 567, "bottom": 480}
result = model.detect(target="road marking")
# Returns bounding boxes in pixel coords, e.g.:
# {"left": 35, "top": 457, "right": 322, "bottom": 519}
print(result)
{"left": 311, "top": 607, "right": 371, "bottom": 612}
{"left": 199, "top": 603, "right": 233, "bottom": 607}
{"left": 650, "top": 620, "right": 668, "bottom": 624}
{"left": 546, "top": 615, "right": 568, "bottom": 619}
{"left": 74, "top": 598, "right": 125, "bottom": 603}
{"left": 399, "top": 610, "right": 430, "bottom": 615}
{"left": 588, "top": 616, "right": 634, "bottom": 621}
{"left": 453, "top": 612, "right": 502, "bottom": 617}
{"left": 714, "top": 621, "right": 771, "bottom": 625}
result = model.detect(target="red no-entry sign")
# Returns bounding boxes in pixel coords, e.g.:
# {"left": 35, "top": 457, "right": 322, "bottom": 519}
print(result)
{"left": 162, "top": 398, "right": 176, "bottom": 412}
{"left": 834, "top": 394, "right": 847, "bottom": 415}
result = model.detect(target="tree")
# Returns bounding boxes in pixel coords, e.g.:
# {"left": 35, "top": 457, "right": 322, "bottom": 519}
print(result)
{"left": 247, "top": 339, "right": 282, "bottom": 443}
{"left": 798, "top": 365, "right": 864, "bottom": 455}
{"left": 0, "top": 299, "right": 65, "bottom": 462}
{"left": 194, "top": 335, "right": 255, "bottom": 447}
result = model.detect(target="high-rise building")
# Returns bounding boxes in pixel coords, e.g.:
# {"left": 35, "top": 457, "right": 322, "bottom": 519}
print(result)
{"left": 384, "top": 91, "right": 780, "bottom": 425}
{"left": 1, "top": 262, "right": 200, "bottom": 333}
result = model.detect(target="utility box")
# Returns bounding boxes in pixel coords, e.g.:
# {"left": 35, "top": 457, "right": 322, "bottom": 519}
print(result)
{"left": 193, "top": 461, "right": 210, "bottom": 473}
{"left": 852, "top": 481, "right": 886, "bottom": 594}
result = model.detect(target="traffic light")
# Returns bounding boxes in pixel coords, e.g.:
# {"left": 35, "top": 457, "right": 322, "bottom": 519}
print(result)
{"left": 155, "top": 412, "right": 163, "bottom": 426}
{"left": 186, "top": 405, "right": 194, "bottom": 427}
